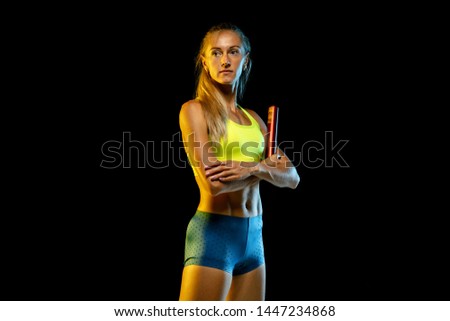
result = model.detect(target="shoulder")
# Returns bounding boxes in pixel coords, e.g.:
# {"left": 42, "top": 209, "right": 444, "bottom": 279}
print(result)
{"left": 180, "top": 99, "right": 202, "bottom": 114}
{"left": 179, "top": 99, "right": 207, "bottom": 133}
{"left": 180, "top": 99, "right": 204, "bottom": 121}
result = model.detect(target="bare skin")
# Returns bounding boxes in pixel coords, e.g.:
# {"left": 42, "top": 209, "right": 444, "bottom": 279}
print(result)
{"left": 179, "top": 29, "right": 300, "bottom": 301}
{"left": 179, "top": 265, "right": 266, "bottom": 301}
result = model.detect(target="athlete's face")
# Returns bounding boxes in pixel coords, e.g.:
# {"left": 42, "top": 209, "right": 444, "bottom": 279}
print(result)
{"left": 202, "top": 30, "right": 248, "bottom": 86}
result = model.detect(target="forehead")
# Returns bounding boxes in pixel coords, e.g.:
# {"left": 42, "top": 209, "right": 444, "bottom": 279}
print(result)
{"left": 206, "top": 30, "right": 242, "bottom": 50}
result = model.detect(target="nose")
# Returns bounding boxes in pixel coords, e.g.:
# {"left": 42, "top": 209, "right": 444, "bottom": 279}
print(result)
{"left": 221, "top": 58, "right": 230, "bottom": 68}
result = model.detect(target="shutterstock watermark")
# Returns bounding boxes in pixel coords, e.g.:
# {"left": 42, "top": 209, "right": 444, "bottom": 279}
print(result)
{"left": 99, "top": 131, "right": 349, "bottom": 169}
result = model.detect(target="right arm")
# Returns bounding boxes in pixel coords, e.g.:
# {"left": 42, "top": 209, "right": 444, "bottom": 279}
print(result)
{"left": 179, "top": 100, "right": 259, "bottom": 196}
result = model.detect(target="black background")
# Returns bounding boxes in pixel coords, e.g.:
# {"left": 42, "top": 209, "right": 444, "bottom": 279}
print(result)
{"left": 5, "top": 4, "right": 447, "bottom": 301}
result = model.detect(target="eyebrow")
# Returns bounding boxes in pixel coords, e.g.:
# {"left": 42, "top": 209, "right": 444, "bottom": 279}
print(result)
{"left": 209, "top": 45, "right": 241, "bottom": 51}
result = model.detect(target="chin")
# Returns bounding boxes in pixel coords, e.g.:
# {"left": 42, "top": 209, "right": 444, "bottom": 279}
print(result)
{"left": 217, "top": 78, "right": 235, "bottom": 85}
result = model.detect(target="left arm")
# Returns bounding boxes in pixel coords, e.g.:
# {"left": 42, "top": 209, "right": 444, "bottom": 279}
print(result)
{"left": 205, "top": 108, "right": 300, "bottom": 190}
{"left": 251, "top": 149, "right": 300, "bottom": 189}
{"left": 206, "top": 149, "right": 300, "bottom": 190}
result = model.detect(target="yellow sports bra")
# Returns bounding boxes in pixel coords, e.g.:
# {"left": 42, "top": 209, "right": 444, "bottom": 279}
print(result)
{"left": 187, "top": 106, "right": 265, "bottom": 177}
{"left": 215, "top": 106, "right": 265, "bottom": 163}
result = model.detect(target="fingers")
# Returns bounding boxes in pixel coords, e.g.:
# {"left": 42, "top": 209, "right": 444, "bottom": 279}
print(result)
{"left": 206, "top": 164, "right": 234, "bottom": 181}
{"left": 205, "top": 163, "right": 225, "bottom": 178}
{"left": 205, "top": 160, "right": 233, "bottom": 175}
{"left": 204, "top": 161, "right": 245, "bottom": 181}
{"left": 268, "top": 153, "right": 283, "bottom": 162}
{"left": 204, "top": 161, "right": 222, "bottom": 170}
{"left": 208, "top": 171, "right": 228, "bottom": 181}
{"left": 211, "top": 174, "right": 234, "bottom": 182}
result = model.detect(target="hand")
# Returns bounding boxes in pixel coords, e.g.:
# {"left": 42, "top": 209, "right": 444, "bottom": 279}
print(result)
{"left": 264, "top": 150, "right": 285, "bottom": 168}
{"left": 205, "top": 161, "right": 256, "bottom": 182}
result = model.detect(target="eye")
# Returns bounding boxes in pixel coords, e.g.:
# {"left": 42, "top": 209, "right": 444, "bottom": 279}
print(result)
{"left": 230, "top": 49, "right": 239, "bottom": 55}
{"left": 212, "top": 50, "right": 222, "bottom": 57}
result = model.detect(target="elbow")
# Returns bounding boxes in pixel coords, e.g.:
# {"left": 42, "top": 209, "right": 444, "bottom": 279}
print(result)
{"left": 207, "top": 180, "right": 225, "bottom": 197}
{"left": 288, "top": 171, "right": 300, "bottom": 189}
{"left": 209, "top": 187, "right": 221, "bottom": 197}
{"left": 292, "top": 174, "right": 300, "bottom": 189}
{"left": 199, "top": 175, "right": 227, "bottom": 196}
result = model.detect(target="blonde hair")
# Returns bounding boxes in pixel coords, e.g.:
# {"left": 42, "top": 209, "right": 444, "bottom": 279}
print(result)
{"left": 193, "top": 22, "right": 252, "bottom": 142}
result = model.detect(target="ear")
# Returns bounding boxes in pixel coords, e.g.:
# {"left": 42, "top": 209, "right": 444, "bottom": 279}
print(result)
{"left": 243, "top": 56, "right": 249, "bottom": 70}
{"left": 201, "top": 57, "right": 208, "bottom": 72}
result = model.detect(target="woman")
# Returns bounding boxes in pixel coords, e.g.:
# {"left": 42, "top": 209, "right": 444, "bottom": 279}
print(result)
{"left": 179, "top": 22, "right": 300, "bottom": 301}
